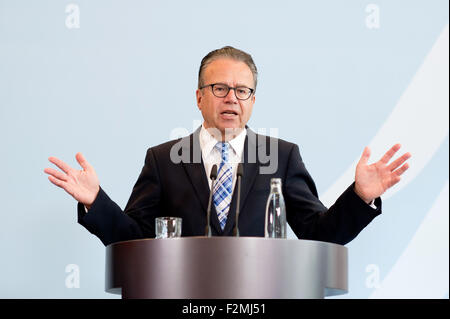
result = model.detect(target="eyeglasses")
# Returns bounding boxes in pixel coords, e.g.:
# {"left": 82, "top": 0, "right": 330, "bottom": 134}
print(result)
{"left": 200, "top": 83, "right": 255, "bottom": 100}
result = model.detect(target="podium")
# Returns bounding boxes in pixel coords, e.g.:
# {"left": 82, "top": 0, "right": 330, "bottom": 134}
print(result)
{"left": 105, "top": 237, "right": 348, "bottom": 299}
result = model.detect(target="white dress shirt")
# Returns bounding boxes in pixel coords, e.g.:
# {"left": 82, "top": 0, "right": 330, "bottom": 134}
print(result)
{"left": 199, "top": 125, "right": 247, "bottom": 192}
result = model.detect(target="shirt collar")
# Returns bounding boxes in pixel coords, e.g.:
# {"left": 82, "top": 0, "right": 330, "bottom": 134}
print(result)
{"left": 199, "top": 124, "right": 247, "bottom": 159}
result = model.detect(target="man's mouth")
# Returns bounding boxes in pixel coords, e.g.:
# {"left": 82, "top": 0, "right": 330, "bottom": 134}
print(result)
{"left": 221, "top": 110, "right": 238, "bottom": 116}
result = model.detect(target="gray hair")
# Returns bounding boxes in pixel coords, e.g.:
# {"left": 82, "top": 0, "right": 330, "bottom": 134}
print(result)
{"left": 198, "top": 46, "right": 258, "bottom": 90}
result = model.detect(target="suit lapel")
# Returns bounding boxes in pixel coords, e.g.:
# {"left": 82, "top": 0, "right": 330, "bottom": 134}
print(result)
{"left": 181, "top": 127, "right": 223, "bottom": 235}
{"left": 181, "top": 129, "right": 209, "bottom": 213}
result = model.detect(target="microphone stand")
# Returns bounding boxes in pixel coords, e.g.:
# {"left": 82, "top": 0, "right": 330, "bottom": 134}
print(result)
{"left": 233, "top": 163, "right": 244, "bottom": 237}
{"left": 205, "top": 164, "right": 218, "bottom": 237}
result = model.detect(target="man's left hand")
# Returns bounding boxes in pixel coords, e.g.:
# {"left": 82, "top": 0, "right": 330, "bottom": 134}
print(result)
{"left": 354, "top": 144, "right": 411, "bottom": 204}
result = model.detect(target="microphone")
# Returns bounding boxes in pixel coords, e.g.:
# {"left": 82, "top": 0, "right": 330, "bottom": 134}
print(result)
{"left": 233, "top": 163, "right": 244, "bottom": 237}
{"left": 205, "top": 164, "right": 218, "bottom": 237}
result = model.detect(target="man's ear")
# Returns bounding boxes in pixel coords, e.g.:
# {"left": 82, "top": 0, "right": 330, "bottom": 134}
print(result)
{"left": 196, "top": 89, "right": 202, "bottom": 109}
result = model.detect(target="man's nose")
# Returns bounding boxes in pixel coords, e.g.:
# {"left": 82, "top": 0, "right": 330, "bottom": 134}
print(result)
{"left": 223, "top": 88, "right": 238, "bottom": 103}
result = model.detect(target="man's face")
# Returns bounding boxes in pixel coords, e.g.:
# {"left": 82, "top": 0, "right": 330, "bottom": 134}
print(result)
{"left": 196, "top": 58, "right": 256, "bottom": 138}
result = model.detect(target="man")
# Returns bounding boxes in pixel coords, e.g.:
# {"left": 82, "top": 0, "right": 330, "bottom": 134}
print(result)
{"left": 44, "top": 46, "right": 411, "bottom": 246}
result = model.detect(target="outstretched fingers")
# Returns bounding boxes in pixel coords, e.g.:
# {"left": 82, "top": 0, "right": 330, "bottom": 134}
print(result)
{"left": 76, "top": 152, "right": 92, "bottom": 171}
{"left": 386, "top": 163, "right": 409, "bottom": 189}
{"left": 379, "top": 143, "right": 401, "bottom": 164}
{"left": 44, "top": 167, "right": 68, "bottom": 182}
{"left": 393, "top": 162, "right": 410, "bottom": 177}
{"left": 358, "top": 146, "right": 371, "bottom": 166}
{"left": 47, "top": 175, "right": 75, "bottom": 196}
{"left": 388, "top": 152, "right": 412, "bottom": 171}
{"left": 48, "top": 175, "right": 66, "bottom": 188}
{"left": 48, "top": 156, "right": 73, "bottom": 175}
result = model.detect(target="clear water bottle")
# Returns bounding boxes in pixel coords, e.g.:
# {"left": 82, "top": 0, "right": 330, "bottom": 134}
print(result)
{"left": 264, "top": 178, "right": 287, "bottom": 238}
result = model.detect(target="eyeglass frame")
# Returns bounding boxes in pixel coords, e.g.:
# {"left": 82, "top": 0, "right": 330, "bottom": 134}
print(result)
{"left": 199, "top": 83, "right": 255, "bottom": 101}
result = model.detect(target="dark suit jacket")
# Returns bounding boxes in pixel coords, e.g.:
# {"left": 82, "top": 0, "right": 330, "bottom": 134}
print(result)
{"left": 78, "top": 128, "right": 381, "bottom": 246}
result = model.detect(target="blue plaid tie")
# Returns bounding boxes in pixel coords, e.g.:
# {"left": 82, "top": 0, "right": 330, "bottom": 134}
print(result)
{"left": 213, "top": 142, "right": 233, "bottom": 230}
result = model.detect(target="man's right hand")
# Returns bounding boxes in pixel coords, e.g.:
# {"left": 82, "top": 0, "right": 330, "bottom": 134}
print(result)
{"left": 44, "top": 152, "right": 100, "bottom": 209}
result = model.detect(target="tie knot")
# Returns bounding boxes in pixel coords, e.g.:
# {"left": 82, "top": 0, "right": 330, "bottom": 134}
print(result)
{"left": 215, "top": 142, "right": 230, "bottom": 162}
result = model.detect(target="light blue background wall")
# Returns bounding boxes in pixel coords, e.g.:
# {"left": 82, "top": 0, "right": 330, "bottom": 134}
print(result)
{"left": 0, "top": 0, "right": 448, "bottom": 298}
